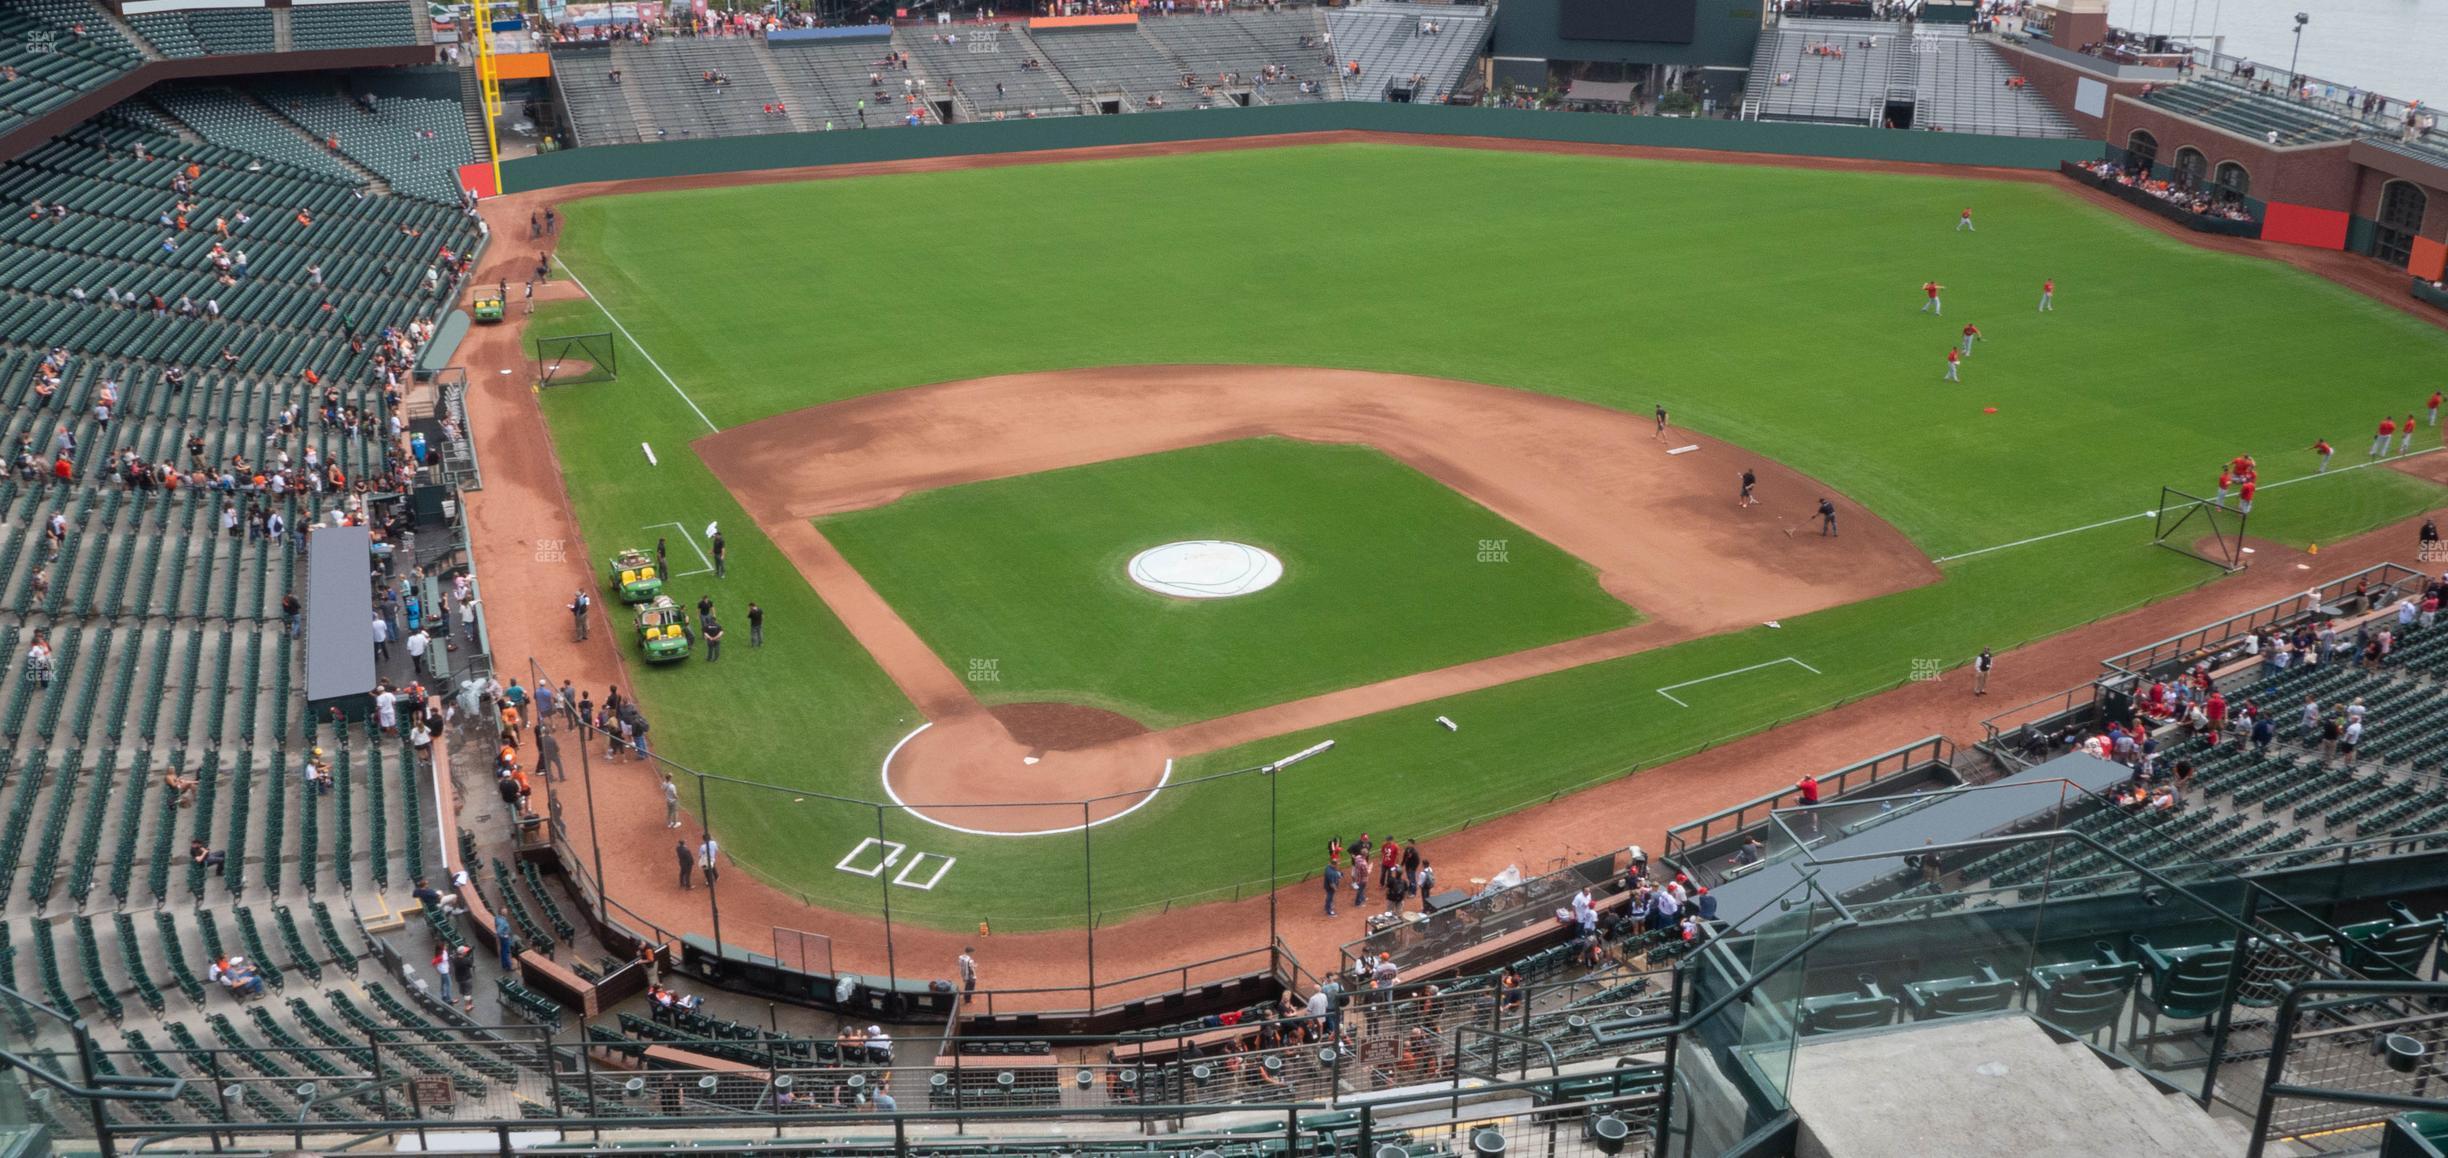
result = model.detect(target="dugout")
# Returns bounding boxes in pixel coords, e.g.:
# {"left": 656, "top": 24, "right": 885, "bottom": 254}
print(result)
{"left": 303, "top": 525, "right": 378, "bottom": 722}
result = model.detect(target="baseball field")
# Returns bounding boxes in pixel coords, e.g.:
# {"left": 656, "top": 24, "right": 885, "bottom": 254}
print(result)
{"left": 521, "top": 140, "right": 2448, "bottom": 931}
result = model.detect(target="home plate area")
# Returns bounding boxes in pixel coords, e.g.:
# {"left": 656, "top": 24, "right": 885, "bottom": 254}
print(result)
{"left": 834, "top": 837, "right": 957, "bottom": 890}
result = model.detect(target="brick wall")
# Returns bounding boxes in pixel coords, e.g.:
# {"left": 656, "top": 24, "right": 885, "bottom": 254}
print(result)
{"left": 1983, "top": 41, "right": 2146, "bottom": 139}
{"left": 2102, "top": 96, "right": 2360, "bottom": 209}
{"left": 2350, "top": 168, "right": 2448, "bottom": 238}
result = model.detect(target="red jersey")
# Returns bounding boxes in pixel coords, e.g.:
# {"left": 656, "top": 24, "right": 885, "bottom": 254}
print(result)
{"left": 2240, "top": 480, "right": 2256, "bottom": 502}
{"left": 2042, "top": 279, "right": 2054, "bottom": 293}
{"left": 1946, "top": 348, "right": 1960, "bottom": 363}
{"left": 2316, "top": 441, "right": 2332, "bottom": 455}
{"left": 1924, "top": 282, "right": 1941, "bottom": 298}
{"left": 2218, "top": 471, "right": 2233, "bottom": 489}
{"left": 2383, "top": 419, "right": 2398, "bottom": 436}
{"left": 1962, "top": 324, "right": 1979, "bottom": 337}
{"left": 2433, "top": 392, "right": 2443, "bottom": 409}
{"left": 1797, "top": 777, "right": 1820, "bottom": 804}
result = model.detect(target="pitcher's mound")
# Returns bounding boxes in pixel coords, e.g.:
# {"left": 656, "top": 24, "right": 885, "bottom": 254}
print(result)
{"left": 991, "top": 702, "right": 1149, "bottom": 750}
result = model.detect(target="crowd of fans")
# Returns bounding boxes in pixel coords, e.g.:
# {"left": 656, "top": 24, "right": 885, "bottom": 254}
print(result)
{"left": 2075, "top": 158, "right": 2256, "bottom": 222}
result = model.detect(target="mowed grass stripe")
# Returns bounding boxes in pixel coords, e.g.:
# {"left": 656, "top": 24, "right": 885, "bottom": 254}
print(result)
{"left": 527, "top": 143, "right": 2448, "bottom": 926}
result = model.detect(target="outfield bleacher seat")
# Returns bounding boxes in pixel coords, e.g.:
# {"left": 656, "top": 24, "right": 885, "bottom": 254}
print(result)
{"left": 290, "top": 2, "right": 422, "bottom": 52}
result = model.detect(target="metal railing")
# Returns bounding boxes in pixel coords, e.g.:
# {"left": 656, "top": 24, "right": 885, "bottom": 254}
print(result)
{"left": 1661, "top": 735, "right": 1952, "bottom": 880}
{"left": 2186, "top": 49, "right": 2435, "bottom": 138}
{"left": 435, "top": 368, "right": 481, "bottom": 492}
{"left": 2249, "top": 980, "right": 2448, "bottom": 1157}
{"left": 2098, "top": 562, "right": 2423, "bottom": 680}
{"left": 69, "top": 1065, "right": 1675, "bottom": 1158}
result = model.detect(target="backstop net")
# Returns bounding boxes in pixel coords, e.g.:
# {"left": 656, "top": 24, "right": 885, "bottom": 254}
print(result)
{"left": 2152, "top": 485, "right": 2248, "bottom": 571}
{"left": 535, "top": 331, "right": 618, "bottom": 387}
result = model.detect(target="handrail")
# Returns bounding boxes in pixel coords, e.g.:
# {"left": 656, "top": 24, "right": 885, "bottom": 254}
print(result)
{"left": 1662, "top": 734, "right": 1951, "bottom": 871}
{"left": 0, "top": 1046, "right": 182, "bottom": 1104}
{"left": 2098, "top": 562, "right": 2420, "bottom": 678}
{"left": 1798, "top": 826, "right": 2351, "bottom": 981}
{"left": 2247, "top": 979, "right": 2448, "bottom": 1158}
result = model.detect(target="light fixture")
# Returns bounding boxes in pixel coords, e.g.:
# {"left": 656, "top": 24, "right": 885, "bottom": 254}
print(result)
{"left": 1075, "top": 1068, "right": 1094, "bottom": 1089}
{"left": 1470, "top": 1128, "right": 1507, "bottom": 1156}
{"left": 623, "top": 1077, "right": 645, "bottom": 1099}
{"left": 1318, "top": 1047, "right": 1339, "bottom": 1066}
{"left": 772, "top": 1075, "right": 794, "bottom": 1091}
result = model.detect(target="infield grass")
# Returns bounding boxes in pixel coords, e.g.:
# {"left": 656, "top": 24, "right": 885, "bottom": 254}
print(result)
{"left": 817, "top": 438, "right": 1638, "bottom": 727}
{"left": 529, "top": 141, "right": 2448, "bottom": 929}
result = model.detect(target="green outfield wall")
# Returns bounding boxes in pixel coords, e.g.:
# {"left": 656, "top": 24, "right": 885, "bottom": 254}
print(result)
{"left": 500, "top": 101, "right": 2102, "bottom": 192}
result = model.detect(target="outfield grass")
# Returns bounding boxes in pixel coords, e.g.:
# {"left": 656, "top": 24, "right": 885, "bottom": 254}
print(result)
{"left": 530, "top": 142, "right": 2448, "bottom": 928}
{"left": 818, "top": 438, "right": 1638, "bottom": 727}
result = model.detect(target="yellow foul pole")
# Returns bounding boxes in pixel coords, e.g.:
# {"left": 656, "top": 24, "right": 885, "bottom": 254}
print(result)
{"left": 473, "top": 3, "right": 506, "bottom": 194}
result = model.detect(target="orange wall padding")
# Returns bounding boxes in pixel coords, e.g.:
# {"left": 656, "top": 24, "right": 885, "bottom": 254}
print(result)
{"left": 493, "top": 51, "right": 553, "bottom": 79}
{"left": 2411, "top": 236, "right": 2448, "bottom": 281}
{"left": 1029, "top": 13, "right": 1138, "bottom": 27}
{"left": 458, "top": 162, "right": 497, "bottom": 199}
{"left": 2260, "top": 201, "right": 2350, "bottom": 250}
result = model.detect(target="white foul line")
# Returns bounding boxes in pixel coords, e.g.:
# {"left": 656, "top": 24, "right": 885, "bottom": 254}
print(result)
{"left": 1656, "top": 656, "right": 1822, "bottom": 707}
{"left": 1932, "top": 446, "right": 2448, "bottom": 565}
{"left": 551, "top": 255, "right": 720, "bottom": 435}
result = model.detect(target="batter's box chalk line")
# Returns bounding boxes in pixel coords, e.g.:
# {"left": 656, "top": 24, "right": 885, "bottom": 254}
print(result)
{"left": 836, "top": 837, "right": 907, "bottom": 877}
{"left": 893, "top": 852, "right": 958, "bottom": 891}
{"left": 641, "top": 521, "right": 716, "bottom": 577}
{"left": 1655, "top": 656, "right": 1822, "bottom": 707}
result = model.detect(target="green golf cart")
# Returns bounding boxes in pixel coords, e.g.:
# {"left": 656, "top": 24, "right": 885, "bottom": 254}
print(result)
{"left": 635, "top": 597, "right": 692, "bottom": 664}
{"left": 608, "top": 548, "right": 663, "bottom": 604}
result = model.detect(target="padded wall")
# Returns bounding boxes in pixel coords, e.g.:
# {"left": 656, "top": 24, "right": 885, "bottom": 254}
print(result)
{"left": 501, "top": 102, "right": 2103, "bottom": 192}
{"left": 2410, "top": 236, "right": 2448, "bottom": 281}
{"left": 2260, "top": 201, "right": 2351, "bottom": 250}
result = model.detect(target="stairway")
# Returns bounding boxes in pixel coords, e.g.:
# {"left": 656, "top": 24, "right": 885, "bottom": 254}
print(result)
{"left": 96, "top": 4, "right": 164, "bottom": 61}
{"left": 1786, "top": 1016, "right": 2300, "bottom": 1157}
{"left": 246, "top": 90, "right": 390, "bottom": 192}
{"left": 609, "top": 44, "right": 662, "bottom": 142}
{"left": 458, "top": 64, "right": 492, "bottom": 166}
{"left": 749, "top": 47, "right": 819, "bottom": 132}
{"left": 271, "top": 5, "right": 293, "bottom": 52}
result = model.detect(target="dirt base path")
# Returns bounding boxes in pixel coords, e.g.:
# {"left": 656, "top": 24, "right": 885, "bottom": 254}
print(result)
{"left": 448, "top": 130, "right": 2448, "bottom": 1010}
{"left": 700, "top": 365, "right": 1936, "bottom": 832}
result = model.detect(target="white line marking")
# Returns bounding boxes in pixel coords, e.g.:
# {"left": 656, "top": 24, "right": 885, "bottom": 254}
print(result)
{"left": 1932, "top": 447, "right": 2448, "bottom": 564}
{"left": 1655, "top": 656, "right": 1819, "bottom": 707}
{"left": 834, "top": 837, "right": 906, "bottom": 877}
{"left": 642, "top": 521, "right": 715, "bottom": 577}
{"left": 892, "top": 852, "right": 957, "bottom": 891}
{"left": 879, "top": 723, "right": 1175, "bottom": 836}
{"left": 642, "top": 443, "right": 658, "bottom": 466}
{"left": 551, "top": 256, "right": 719, "bottom": 434}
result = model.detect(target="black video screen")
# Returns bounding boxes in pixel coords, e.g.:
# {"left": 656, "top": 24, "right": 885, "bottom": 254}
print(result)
{"left": 1558, "top": 0, "right": 1699, "bottom": 43}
